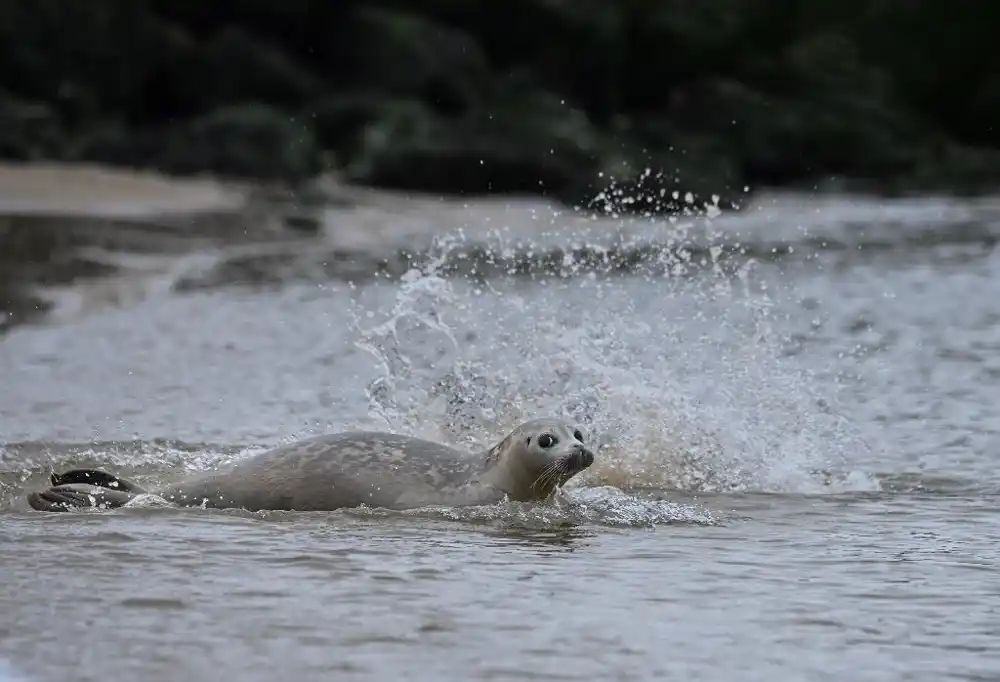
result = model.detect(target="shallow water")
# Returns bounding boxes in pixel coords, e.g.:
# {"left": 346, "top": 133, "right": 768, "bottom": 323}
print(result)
{"left": 2, "top": 193, "right": 999, "bottom": 681}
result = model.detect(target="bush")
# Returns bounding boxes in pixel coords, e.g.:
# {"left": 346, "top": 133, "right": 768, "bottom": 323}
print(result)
{"left": 0, "top": 93, "right": 64, "bottom": 160}
{"left": 162, "top": 105, "right": 323, "bottom": 182}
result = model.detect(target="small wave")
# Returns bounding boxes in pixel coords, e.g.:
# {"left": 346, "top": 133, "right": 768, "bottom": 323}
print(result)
{"left": 340, "top": 486, "right": 722, "bottom": 529}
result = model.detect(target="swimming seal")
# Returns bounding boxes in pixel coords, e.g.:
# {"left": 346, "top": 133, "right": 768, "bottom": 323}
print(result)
{"left": 26, "top": 418, "right": 594, "bottom": 512}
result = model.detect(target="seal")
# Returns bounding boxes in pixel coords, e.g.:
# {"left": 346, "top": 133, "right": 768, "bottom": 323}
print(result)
{"left": 26, "top": 418, "right": 594, "bottom": 512}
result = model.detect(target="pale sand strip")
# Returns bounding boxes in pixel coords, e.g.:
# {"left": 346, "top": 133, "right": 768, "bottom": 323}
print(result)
{"left": 0, "top": 162, "right": 249, "bottom": 218}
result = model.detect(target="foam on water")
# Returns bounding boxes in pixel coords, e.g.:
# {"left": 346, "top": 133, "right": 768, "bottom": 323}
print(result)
{"left": 348, "top": 222, "right": 881, "bottom": 502}
{"left": 354, "top": 487, "right": 722, "bottom": 529}
{"left": 105, "top": 486, "right": 723, "bottom": 529}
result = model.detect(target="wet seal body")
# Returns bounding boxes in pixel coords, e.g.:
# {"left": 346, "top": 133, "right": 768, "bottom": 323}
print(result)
{"left": 27, "top": 419, "right": 594, "bottom": 513}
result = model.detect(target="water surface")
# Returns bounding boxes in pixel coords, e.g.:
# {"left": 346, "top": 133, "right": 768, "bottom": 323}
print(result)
{"left": 1, "top": 193, "right": 998, "bottom": 681}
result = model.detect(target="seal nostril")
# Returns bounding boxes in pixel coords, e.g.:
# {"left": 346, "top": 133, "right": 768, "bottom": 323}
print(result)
{"left": 570, "top": 448, "right": 594, "bottom": 469}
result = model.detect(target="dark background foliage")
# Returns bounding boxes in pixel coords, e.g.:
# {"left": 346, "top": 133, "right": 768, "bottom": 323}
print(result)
{"left": 3, "top": 0, "right": 999, "bottom": 209}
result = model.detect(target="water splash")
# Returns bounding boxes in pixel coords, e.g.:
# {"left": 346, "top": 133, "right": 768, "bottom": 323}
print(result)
{"left": 348, "top": 209, "right": 880, "bottom": 496}
{"left": 348, "top": 487, "right": 721, "bottom": 529}
{"left": 83, "top": 488, "right": 721, "bottom": 529}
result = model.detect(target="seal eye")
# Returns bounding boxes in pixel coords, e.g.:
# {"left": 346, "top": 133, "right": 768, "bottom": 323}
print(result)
{"left": 537, "top": 434, "right": 557, "bottom": 449}
{"left": 573, "top": 430, "right": 584, "bottom": 443}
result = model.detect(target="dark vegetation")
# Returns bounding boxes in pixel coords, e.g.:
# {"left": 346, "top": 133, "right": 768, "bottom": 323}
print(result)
{"left": 3, "top": 0, "right": 1000, "bottom": 210}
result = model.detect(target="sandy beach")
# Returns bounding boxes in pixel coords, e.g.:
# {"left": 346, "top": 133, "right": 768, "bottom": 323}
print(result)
{"left": 0, "top": 162, "right": 252, "bottom": 218}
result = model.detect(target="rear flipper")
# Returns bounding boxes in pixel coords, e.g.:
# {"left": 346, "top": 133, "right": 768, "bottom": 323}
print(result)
{"left": 27, "top": 483, "right": 139, "bottom": 512}
{"left": 28, "top": 468, "right": 147, "bottom": 512}
{"left": 49, "top": 468, "right": 146, "bottom": 494}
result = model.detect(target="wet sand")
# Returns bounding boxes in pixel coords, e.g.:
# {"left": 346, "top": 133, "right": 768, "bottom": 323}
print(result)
{"left": 0, "top": 161, "right": 595, "bottom": 330}
{"left": 0, "top": 162, "right": 249, "bottom": 217}
{"left": 0, "top": 162, "right": 295, "bottom": 331}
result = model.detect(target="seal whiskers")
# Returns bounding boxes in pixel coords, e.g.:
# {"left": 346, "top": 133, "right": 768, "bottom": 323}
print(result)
{"left": 531, "top": 459, "right": 567, "bottom": 495}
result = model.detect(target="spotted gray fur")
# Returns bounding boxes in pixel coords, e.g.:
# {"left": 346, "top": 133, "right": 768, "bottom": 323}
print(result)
{"left": 26, "top": 419, "right": 595, "bottom": 513}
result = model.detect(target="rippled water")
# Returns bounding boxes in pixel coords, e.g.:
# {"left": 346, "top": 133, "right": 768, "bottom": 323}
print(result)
{"left": 2, "top": 192, "right": 999, "bottom": 681}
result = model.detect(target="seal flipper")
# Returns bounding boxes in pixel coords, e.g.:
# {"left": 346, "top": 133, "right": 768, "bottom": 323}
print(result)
{"left": 49, "top": 468, "right": 146, "bottom": 494}
{"left": 27, "top": 483, "right": 138, "bottom": 512}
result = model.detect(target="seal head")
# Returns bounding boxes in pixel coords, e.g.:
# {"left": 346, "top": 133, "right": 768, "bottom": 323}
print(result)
{"left": 481, "top": 418, "right": 594, "bottom": 501}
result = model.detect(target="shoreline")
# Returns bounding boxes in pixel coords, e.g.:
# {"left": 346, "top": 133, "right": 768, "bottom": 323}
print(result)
{"left": 2, "top": 160, "right": 999, "bottom": 335}
{"left": 0, "top": 162, "right": 288, "bottom": 333}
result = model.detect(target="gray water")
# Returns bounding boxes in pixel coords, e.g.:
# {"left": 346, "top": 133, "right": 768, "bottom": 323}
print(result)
{"left": 2, "top": 192, "right": 999, "bottom": 681}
